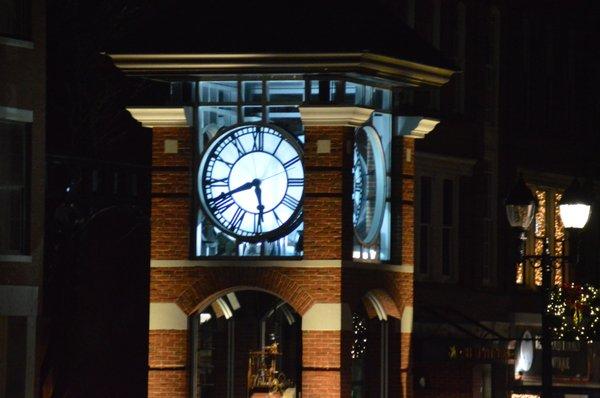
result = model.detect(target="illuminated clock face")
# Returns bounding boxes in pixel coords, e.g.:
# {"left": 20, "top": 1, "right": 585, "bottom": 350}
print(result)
{"left": 198, "top": 124, "right": 304, "bottom": 242}
{"left": 353, "top": 126, "right": 386, "bottom": 245}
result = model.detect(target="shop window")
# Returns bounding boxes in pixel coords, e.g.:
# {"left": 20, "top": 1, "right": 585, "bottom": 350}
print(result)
{"left": 0, "top": 119, "right": 29, "bottom": 255}
{"left": 0, "top": 0, "right": 30, "bottom": 40}
{"left": 515, "top": 186, "right": 566, "bottom": 288}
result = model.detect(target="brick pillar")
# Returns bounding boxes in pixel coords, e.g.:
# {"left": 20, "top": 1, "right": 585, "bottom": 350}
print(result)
{"left": 149, "top": 127, "right": 193, "bottom": 397}
{"left": 392, "top": 136, "right": 416, "bottom": 398}
{"left": 302, "top": 330, "right": 342, "bottom": 398}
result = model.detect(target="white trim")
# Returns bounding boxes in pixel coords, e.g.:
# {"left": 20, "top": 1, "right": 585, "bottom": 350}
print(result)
{"left": 127, "top": 107, "right": 192, "bottom": 127}
{"left": 0, "top": 255, "right": 32, "bottom": 263}
{"left": 302, "top": 303, "right": 343, "bottom": 331}
{"left": 395, "top": 116, "right": 440, "bottom": 139}
{"left": 401, "top": 306, "right": 413, "bottom": 333}
{"left": 0, "top": 36, "right": 34, "bottom": 49}
{"left": 364, "top": 291, "right": 388, "bottom": 321}
{"left": 0, "top": 285, "right": 38, "bottom": 315}
{"left": 0, "top": 106, "right": 33, "bottom": 123}
{"left": 149, "top": 302, "right": 188, "bottom": 330}
{"left": 150, "top": 259, "right": 414, "bottom": 273}
{"left": 299, "top": 106, "right": 374, "bottom": 127}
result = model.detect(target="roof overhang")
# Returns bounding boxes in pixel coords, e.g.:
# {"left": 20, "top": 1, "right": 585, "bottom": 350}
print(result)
{"left": 108, "top": 52, "right": 455, "bottom": 87}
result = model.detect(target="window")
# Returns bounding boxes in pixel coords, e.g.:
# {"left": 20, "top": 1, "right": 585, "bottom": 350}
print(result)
{"left": 415, "top": 153, "right": 474, "bottom": 282}
{"left": 0, "top": 119, "right": 29, "bottom": 255}
{"left": 0, "top": 315, "right": 27, "bottom": 398}
{"left": 0, "top": 0, "right": 30, "bottom": 40}
{"left": 516, "top": 186, "right": 566, "bottom": 288}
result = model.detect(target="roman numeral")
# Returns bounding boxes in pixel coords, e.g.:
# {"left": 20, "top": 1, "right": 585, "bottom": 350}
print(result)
{"left": 273, "top": 210, "right": 283, "bottom": 226}
{"left": 208, "top": 194, "right": 235, "bottom": 213}
{"left": 231, "top": 136, "right": 247, "bottom": 156}
{"left": 272, "top": 137, "right": 284, "bottom": 155}
{"left": 252, "top": 128, "right": 264, "bottom": 151}
{"left": 216, "top": 157, "right": 234, "bottom": 168}
{"left": 281, "top": 194, "right": 300, "bottom": 210}
{"left": 204, "top": 177, "right": 229, "bottom": 187}
{"left": 282, "top": 156, "right": 300, "bottom": 170}
{"left": 288, "top": 178, "right": 303, "bottom": 187}
{"left": 253, "top": 213, "right": 263, "bottom": 233}
{"left": 226, "top": 207, "right": 246, "bottom": 231}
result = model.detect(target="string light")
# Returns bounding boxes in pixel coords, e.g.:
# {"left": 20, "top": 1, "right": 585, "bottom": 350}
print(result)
{"left": 548, "top": 284, "right": 600, "bottom": 342}
{"left": 351, "top": 314, "right": 368, "bottom": 359}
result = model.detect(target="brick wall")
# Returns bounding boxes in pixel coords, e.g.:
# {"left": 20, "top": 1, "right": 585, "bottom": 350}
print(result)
{"left": 149, "top": 330, "right": 187, "bottom": 368}
{"left": 148, "top": 370, "right": 187, "bottom": 398}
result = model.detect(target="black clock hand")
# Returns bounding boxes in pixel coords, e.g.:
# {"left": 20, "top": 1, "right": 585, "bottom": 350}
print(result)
{"left": 255, "top": 184, "right": 264, "bottom": 222}
{"left": 210, "top": 181, "right": 254, "bottom": 201}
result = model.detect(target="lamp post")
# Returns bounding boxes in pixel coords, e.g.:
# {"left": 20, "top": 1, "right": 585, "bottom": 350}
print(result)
{"left": 505, "top": 176, "right": 591, "bottom": 398}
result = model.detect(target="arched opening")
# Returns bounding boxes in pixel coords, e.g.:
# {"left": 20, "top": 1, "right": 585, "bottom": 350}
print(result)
{"left": 190, "top": 289, "right": 301, "bottom": 398}
{"left": 351, "top": 291, "right": 402, "bottom": 398}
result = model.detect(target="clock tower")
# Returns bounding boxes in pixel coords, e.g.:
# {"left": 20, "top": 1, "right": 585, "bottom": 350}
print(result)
{"left": 109, "top": 17, "right": 453, "bottom": 398}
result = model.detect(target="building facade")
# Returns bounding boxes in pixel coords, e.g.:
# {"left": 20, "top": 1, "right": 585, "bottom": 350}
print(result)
{"left": 0, "top": 0, "right": 45, "bottom": 397}
{"left": 392, "top": 1, "right": 600, "bottom": 397}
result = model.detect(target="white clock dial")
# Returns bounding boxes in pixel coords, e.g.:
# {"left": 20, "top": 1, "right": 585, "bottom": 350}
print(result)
{"left": 353, "top": 125, "right": 386, "bottom": 245}
{"left": 199, "top": 124, "right": 304, "bottom": 242}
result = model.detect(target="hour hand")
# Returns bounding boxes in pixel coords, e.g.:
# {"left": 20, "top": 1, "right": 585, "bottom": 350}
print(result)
{"left": 255, "top": 185, "right": 264, "bottom": 217}
{"left": 225, "top": 181, "right": 255, "bottom": 196}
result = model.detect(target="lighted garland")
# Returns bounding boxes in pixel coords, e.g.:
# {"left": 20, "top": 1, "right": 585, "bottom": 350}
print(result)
{"left": 547, "top": 284, "right": 600, "bottom": 342}
{"left": 351, "top": 314, "right": 368, "bottom": 359}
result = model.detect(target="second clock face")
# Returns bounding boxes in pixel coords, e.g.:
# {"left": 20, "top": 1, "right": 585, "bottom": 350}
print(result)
{"left": 199, "top": 124, "right": 304, "bottom": 242}
{"left": 353, "top": 125, "right": 387, "bottom": 245}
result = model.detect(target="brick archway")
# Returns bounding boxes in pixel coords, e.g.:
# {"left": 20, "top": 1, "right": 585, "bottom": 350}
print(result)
{"left": 361, "top": 288, "right": 401, "bottom": 320}
{"left": 175, "top": 267, "right": 316, "bottom": 316}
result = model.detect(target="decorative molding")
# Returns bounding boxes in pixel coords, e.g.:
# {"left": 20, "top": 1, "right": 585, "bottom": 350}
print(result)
{"left": 108, "top": 52, "right": 455, "bottom": 87}
{"left": 0, "top": 36, "right": 34, "bottom": 49}
{"left": 151, "top": 259, "right": 413, "bottom": 273}
{"left": 395, "top": 115, "right": 440, "bottom": 139}
{"left": 126, "top": 107, "right": 192, "bottom": 128}
{"left": 415, "top": 151, "right": 477, "bottom": 176}
{"left": 0, "top": 106, "right": 33, "bottom": 122}
{"left": 299, "top": 106, "right": 374, "bottom": 127}
{"left": 149, "top": 302, "right": 188, "bottom": 330}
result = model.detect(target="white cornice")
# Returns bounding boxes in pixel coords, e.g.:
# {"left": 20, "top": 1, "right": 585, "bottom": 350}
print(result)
{"left": 299, "top": 106, "right": 374, "bottom": 127}
{"left": 126, "top": 107, "right": 191, "bottom": 128}
{"left": 395, "top": 115, "right": 440, "bottom": 139}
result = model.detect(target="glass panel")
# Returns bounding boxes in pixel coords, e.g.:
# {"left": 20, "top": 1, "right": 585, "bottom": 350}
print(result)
{"left": 420, "top": 177, "right": 431, "bottom": 223}
{"left": 199, "top": 81, "right": 237, "bottom": 103}
{"left": 267, "top": 81, "right": 304, "bottom": 102}
{"left": 442, "top": 228, "right": 451, "bottom": 276}
{"left": 371, "top": 88, "right": 392, "bottom": 110}
{"left": 242, "top": 106, "right": 263, "bottom": 123}
{"left": 443, "top": 179, "right": 454, "bottom": 226}
{"left": 346, "top": 82, "right": 365, "bottom": 105}
{"left": 0, "top": 316, "right": 27, "bottom": 398}
{"left": 0, "top": 0, "right": 30, "bottom": 39}
{"left": 242, "top": 81, "right": 262, "bottom": 103}
{"left": 267, "top": 106, "right": 303, "bottom": 137}
{"left": 0, "top": 120, "right": 27, "bottom": 254}
{"left": 419, "top": 225, "right": 429, "bottom": 274}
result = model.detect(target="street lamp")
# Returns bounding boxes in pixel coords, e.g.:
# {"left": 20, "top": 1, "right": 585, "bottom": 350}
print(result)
{"left": 505, "top": 176, "right": 592, "bottom": 398}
